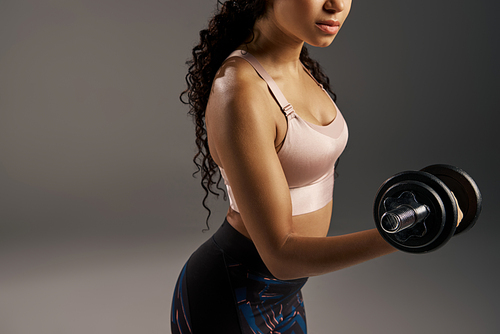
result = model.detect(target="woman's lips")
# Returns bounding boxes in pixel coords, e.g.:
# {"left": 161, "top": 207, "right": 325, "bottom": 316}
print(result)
{"left": 316, "top": 20, "right": 340, "bottom": 35}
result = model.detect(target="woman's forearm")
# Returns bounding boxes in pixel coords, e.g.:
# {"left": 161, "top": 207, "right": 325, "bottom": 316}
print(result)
{"left": 269, "top": 228, "right": 398, "bottom": 280}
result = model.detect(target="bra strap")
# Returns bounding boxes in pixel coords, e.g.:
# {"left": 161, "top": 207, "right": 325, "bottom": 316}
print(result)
{"left": 300, "top": 62, "right": 324, "bottom": 89}
{"left": 226, "top": 50, "right": 294, "bottom": 117}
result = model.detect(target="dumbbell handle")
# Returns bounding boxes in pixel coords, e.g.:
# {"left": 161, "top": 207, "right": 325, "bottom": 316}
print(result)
{"left": 381, "top": 202, "right": 430, "bottom": 234}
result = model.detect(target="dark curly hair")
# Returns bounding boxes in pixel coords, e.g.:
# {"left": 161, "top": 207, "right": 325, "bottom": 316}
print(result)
{"left": 180, "top": 0, "right": 338, "bottom": 228}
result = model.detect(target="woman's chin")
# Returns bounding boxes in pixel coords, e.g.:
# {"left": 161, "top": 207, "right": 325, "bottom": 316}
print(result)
{"left": 308, "top": 36, "right": 337, "bottom": 48}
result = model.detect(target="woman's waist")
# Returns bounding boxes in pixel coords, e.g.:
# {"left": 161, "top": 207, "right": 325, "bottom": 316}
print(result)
{"left": 226, "top": 202, "right": 332, "bottom": 241}
{"left": 212, "top": 217, "right": 309, "bottom": 284}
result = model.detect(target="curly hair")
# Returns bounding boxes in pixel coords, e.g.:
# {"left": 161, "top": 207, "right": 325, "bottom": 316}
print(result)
{"left": 180, "top": 0, "right": 338, "bottom": 228}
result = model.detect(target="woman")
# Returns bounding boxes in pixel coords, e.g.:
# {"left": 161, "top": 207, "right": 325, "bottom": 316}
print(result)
{"left": 171, "top": 1, "right": 397, "bottom": 333}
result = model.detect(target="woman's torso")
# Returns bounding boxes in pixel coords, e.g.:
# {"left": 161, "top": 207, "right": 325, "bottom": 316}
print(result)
{"left": 207, "top": 51, "right": 346, "bottom": 240}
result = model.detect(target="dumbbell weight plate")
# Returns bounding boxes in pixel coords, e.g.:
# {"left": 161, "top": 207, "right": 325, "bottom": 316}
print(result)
{"left": 374, "top": 171, "right": 458, "bottom": 253}
{"left": 376, "top": 180, "right": 445, "bottom": 248}
{"left": 421, "top": 164, "right": 482, "bottom": 235}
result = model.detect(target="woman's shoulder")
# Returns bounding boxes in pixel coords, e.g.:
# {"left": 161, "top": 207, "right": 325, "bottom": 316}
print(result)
{"left": 212, "top": 56, "right": 268, "bottom": 100}
{"left": 206, "top": 55, "right": 283, "bottom": 149}
{"left": 209, "top": 56, "right": 276, "bottom": 119}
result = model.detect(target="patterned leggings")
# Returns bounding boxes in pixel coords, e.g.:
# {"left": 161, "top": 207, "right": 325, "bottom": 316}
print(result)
{"left": 171, "top": 219, "right": 308, "bottom": 334}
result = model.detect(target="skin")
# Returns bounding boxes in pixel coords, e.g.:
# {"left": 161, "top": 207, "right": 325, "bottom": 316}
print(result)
{"left": 206, "top": 0, "right": 459, "bottom": 280}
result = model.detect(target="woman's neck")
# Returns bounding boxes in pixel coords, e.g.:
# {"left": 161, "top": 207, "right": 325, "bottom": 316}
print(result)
{"left": 240, "top": 17, "right": 305, "bottom": 78}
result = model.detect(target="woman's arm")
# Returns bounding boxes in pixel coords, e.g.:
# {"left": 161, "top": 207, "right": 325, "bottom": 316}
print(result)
{"left": 207, "top": 59, "right": 397, "bottom": 281}
{"left": 272, "top": 229, "right": 396, "bottom": 280}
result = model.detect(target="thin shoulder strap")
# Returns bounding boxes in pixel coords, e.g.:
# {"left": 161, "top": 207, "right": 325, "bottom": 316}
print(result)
{"left": 300, "top": 63, "right": 324, "bottom": 89}
{"left": 226, "top": 50, "right": 294, "bottom": 117}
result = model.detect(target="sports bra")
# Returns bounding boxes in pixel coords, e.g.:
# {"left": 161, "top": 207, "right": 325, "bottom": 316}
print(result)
{"left": 219, "top": 50, "right": 348, "bottom": 216}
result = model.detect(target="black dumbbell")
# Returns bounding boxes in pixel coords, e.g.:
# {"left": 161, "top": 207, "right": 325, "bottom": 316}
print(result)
{"left": 373, "top": 164, "right": 482, "bottom": 253}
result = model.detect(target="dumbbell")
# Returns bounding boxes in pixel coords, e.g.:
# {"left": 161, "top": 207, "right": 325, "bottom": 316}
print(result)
{"left": 373, "top": 164, "right": 482, "bottom": 253}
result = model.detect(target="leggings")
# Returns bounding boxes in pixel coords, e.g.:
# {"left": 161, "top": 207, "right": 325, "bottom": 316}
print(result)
{"left": 171, "top": 219, "right": 308, "bottom": 334}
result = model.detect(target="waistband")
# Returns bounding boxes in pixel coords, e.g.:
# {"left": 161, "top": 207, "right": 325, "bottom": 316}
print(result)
{"left": 212, "top": 218, "right": 308, "bottom": 284}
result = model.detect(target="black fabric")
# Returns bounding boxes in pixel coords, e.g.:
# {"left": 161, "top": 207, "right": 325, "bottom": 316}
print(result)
{"left": 186, "top": 233, "right": 241, "bottom": 333}
{"left": 171, "top": 219, "right": 308, "bottom": 334}
{"left": 212, "top": 219, "right": 274, "bottom": 277}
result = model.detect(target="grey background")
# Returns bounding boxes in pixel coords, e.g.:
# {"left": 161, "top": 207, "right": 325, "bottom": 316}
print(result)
{"left": 1, "top": 0, "right": 499, "bottom": 333}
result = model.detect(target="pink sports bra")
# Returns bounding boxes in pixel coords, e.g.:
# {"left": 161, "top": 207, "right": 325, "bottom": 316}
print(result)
{"left": 219, "top": 50, "right": 349, "bottom": 216}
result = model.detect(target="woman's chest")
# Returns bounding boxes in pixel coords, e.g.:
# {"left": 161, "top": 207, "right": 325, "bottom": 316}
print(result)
{"left": 279, "top": 76, "right": 337, "bottom": 127}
